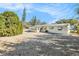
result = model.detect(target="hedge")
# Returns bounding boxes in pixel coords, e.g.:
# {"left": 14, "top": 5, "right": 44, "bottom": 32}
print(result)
{"left": 0, "top": 11, "right": 23, "bottom": 36}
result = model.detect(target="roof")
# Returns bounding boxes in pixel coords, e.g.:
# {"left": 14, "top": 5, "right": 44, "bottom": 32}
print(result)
{"left": 35, "top": 23, "right": 70, "bottom": 27}
{"left": 30, "top": 23, "right": 70, "bottom": 28}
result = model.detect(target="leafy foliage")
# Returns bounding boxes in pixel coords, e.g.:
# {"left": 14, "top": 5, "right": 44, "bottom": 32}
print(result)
{"left": 22, "top": 8, "right": 26, "bottom": 22}
{"left": 29, "top": 16, "right": 37, "bottom": 26}
{"left": 29, "top": 16, "right": 46, "bottom": 26}
{"left": 0, "top": 11, "right": 23, "bottom": 36}
{"left": 56, "top": 19, "right": 78, "bottom": 25}
{"left": 56, "top": 19, "right": 79, "bottom": 34}
{"left": 76, "top": 24, "right": 79, "bottom": 34}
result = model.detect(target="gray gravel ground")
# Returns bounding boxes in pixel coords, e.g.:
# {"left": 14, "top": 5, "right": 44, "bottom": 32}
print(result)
{"left": 0, "top": 32, "right": 79, "bottom": 56}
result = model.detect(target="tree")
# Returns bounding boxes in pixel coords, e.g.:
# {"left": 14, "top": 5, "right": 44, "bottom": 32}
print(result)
{"left": 0, "top": 11, "right": 23, "bottom": 36}
{"left": 30, "top": 16, "right": 38, "bottom": 26}
{"left": 76, "top": 24, "right": 79, "bottom": 34}
{"left": 28, "top": 16, "right": 47, "bottom": 27}
{"left": 22, "top": 8, "right": 26, "bottom": 22}
{"left": 73, "top": 4, "right": 79, "bottom": 19}
{"left": 56, "top": 19, "right": 69, "bottom": 24}
{"left": 56, "top": 19, "right": 78, "bottom": 25}
{"left": 69, "top": 19, "right": 78, "bottom": 25}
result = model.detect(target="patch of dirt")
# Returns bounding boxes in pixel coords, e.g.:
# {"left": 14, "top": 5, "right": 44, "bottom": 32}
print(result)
{"left": 0, "top": 29, "right": 79, "bottom": 56}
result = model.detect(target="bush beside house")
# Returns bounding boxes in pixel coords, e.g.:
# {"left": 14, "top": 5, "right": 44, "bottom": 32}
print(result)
{"left": 0, "top": 11, "right": 23, "bottom": 36}
{"left": 76, "top": 24, "right": 79, "bottom": 34}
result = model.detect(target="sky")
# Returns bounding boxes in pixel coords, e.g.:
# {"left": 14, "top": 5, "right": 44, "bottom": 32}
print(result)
{"left": 0, "top": 3, "right": 78, "bottom": 24}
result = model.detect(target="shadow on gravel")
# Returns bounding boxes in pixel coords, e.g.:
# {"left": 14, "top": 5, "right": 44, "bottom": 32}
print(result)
{"left": 2, "top": 33, "right": 79, "bottom": 56}
{"left": 3, "top": 41, "right": 65, "bottom": 56}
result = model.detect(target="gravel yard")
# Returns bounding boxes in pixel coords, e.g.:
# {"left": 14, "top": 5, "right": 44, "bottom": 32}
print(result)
{"left": 0, "top": 30, "right": 79, "bottom": 56}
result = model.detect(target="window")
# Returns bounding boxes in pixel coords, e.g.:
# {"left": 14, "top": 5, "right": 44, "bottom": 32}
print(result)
{"left": 49, "top": 26, "right": 54, "bottom": 29}
{"left": 58, "top": 26, "right": 63, "bottom": 30}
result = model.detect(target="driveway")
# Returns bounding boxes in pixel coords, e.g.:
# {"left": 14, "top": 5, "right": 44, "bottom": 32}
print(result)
{"left": 0, "top": 31, "right": 79, "bottom": 56}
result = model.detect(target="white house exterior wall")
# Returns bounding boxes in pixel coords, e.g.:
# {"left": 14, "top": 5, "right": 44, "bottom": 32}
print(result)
{"left": 47, "top": 24, "right": 70, "bottom": 35}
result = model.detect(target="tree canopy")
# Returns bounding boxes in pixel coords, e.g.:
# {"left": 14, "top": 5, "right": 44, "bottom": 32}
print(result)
{"left": 22, "top": 8, "right": 26, "bottom": 22}
{"left": 56, "top": 19, "right": 79, "bottom": 25}
{"left": 0, "top": 11, "right": 23, "bottom": 36}
{"left": 29, "top": 16, "right": 46, "bottom": 26}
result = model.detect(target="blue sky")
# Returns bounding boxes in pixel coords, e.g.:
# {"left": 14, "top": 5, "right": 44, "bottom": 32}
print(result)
{"left": 0, "top": 3, "right": 78, "bottom": 23}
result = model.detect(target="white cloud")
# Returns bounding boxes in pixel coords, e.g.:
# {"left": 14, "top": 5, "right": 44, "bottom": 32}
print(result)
{"left": 0, "top": 3, "right": 76, "bottom": 23}
{"left": 0, "top": 3, "right": 33, "bottom": 13}
{"left": 0, "top": 3, "right": 23, "bottom": 10}
{"left": 30, "top": 4, "right": 75, "bottom": 23}
{"left": 33, "top": 6, "right": 64, "bottom": 17}
{"left": 33, "top": 4, "right": 75, "bottom": 19}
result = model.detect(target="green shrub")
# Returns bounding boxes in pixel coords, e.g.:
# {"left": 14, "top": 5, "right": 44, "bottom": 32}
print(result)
{"left": 0, "top": 11, "right": 23, "bottom": 36}
{"left": 76, "top": 25, "right": 79, "bottom": 34}
{"left": 25, "top": 22, "right": 31, "bottom": 29}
